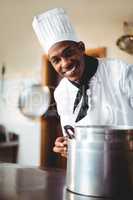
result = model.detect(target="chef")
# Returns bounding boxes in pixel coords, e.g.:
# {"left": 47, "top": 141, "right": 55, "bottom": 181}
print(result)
{"left": 32, "top": 8, "right": 133, "bottom": 158}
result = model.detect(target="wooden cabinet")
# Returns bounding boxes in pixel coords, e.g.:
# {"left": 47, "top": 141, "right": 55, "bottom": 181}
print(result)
{"left": 0, "top": 130, "right": 19, "bottom": 163}
{"left": 40, "top": 55, "right": 66, "bottom": 168}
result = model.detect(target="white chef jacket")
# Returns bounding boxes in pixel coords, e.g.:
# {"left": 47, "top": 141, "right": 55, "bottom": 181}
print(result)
{"left": 54, "top": 58, "right": 133, "bottom": 135}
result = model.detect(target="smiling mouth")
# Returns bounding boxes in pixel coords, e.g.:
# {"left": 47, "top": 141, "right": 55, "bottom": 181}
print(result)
{"left": 63, "top": 66, "right": 77, "bottom": 76}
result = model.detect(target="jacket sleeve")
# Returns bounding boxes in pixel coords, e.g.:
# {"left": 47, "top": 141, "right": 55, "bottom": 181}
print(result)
{"left": 102, "top": 58, "right": 133, "bottom": 125}
{"left": 119, "top": 61, "right": 133, "bottom": 107}
{"left": 54, "top": 85, "right": 75, "bottom": 136}
{"left": 117, "top": 61, "right": 133, "bottom": 126}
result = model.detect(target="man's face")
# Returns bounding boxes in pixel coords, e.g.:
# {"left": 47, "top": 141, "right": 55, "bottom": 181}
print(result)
{"left": 48, "top": 41, "right": 85, "bottom": 82}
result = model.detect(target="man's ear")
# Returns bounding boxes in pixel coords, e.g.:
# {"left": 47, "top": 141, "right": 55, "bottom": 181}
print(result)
{"left": 78, "top": 41, "right": 85, "bottom": 52}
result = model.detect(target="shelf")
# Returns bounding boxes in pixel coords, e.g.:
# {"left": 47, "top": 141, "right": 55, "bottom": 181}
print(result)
{"left": 0, "top": 141, "right": 19, "bottom": 148}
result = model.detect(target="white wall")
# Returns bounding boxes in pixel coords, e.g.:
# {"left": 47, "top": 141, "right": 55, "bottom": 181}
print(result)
{"left": 0, "top": 79, "right": 41, "bottom": 166}
{"left": 0, "top": 0, "right": 133, "bottom": 78}
{"left": 0, "top": 0, "right": 133, "bottom": 166}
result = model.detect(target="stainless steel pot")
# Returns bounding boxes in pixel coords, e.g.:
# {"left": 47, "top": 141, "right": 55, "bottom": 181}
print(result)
{"left": 66, "top": 125, "right": 133, "bottom": 198}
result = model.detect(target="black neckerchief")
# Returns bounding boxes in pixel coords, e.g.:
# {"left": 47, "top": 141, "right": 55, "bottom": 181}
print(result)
{"left": 69, "top": 55, "right": 98, "bottom": 122}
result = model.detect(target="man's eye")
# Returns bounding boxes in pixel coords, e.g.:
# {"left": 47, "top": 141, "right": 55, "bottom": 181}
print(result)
{"left": 52, "top": 58, "right": 59, "bottom": 64}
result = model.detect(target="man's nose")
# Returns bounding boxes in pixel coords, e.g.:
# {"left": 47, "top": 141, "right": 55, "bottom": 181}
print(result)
{"left": 61, "top": 57, "right": 69, "bottom": 68}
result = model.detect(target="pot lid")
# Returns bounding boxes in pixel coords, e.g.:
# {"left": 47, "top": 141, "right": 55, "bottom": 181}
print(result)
{"left": 18, "top": 84, "right": 50, "bottom": 119}
{"left": 116, "top": 34, "right": 133, "bottom": 54}
{"left": 116, "top": 22, "right": 133, "bottom": 54}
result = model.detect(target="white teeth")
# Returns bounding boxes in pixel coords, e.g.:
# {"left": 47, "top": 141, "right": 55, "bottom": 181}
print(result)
{"left": 65, "top": 66, "right": 76, "bottom": 76}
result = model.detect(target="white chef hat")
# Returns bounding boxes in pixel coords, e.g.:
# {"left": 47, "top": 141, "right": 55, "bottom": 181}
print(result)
{"left": 32, "top": 8, "right": 78, "bottom": 53}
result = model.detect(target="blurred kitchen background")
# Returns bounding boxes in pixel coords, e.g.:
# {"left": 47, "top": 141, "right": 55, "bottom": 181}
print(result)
{"left": 0, "top": 0, "right": 133, "bottom": 167}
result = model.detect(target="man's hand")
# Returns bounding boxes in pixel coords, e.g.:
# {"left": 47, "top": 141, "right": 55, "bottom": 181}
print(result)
{"left": 53, "top": 136, "right": 68, "bottom": 158}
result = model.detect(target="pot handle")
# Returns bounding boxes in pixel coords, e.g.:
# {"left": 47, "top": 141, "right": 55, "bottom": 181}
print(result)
{"left": 64, "top": 125, "right": 75, "bottom": 139}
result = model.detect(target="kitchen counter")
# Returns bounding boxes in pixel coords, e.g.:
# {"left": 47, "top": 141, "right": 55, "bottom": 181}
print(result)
{"left": 0, "top": 163, "right": 132, "bottom": 200}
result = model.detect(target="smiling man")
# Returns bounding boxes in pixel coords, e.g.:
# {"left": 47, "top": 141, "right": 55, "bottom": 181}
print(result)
{"left": 48, "top": 41, "right": 85, "bottom": 82}
{"left": 32, "top": 8, "right": 133, "bottom": 158}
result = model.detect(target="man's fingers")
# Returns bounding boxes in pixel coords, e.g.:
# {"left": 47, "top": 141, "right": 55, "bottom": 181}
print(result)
{"left": 53, "top": 146, "right": 67, "bottom": 154}
{"left": 55, "top": 137, "right": 65, "bottom": 142}
{"left": 53, "top": 146, "right": 63, "bottom": 153}
{"left": 61, "top": 153, "right": 67, "bottom": 158}
{"left": 53, "top": 136, "right": 68, "bottom": 158}
{"left": 55, "top": 141, "right": 64, "bottom": 147}
{"left": 63, "top": 140, "right": 68, "bottom": 146}
{"left": 55, "top": 137, "right": 67, "bottom": 147}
